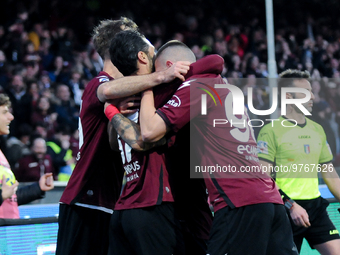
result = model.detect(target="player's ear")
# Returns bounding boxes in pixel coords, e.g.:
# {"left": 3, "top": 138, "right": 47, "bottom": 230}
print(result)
{"left": 166, "top": 61, "right": 173, "bottom": 67}
{"left": 138, "top": 51, "right": 148, "bottom": 64}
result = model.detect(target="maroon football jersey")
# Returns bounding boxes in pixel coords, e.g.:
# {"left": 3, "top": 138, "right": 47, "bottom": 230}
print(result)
{"left": 115, "top": 55, "right": 224, "bottom": 212}
{"left": 60, "top": 72, "right": 124, "bottom": 212}
{"left": 114, "top": 131, "right": 173, "bottom": 210}
{"left": 157, "top": 68, "right": 283, "bottom": 213}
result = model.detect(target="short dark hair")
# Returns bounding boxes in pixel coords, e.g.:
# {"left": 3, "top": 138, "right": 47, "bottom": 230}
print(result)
{"left": 156, "top": 40, "right": 190, "bottom": 60}
{"left": 0, "top": 94, "right": 11, "bottom": 107}
{"left": 278, "top": 69, "right": 310, "bottom": 91}
{"left": 154, "top": 40, "right": 195, "bottom": 69}
{"left": 92, "top": 17, "right": 138, "bottom": 59}
{"left": 109, "top": 30, "right": 150, "bottom": 76}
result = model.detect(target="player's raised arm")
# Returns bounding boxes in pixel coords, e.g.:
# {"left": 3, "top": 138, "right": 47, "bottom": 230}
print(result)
{"left": 139, "top": 89, "right": 170, "bottom": 143}
{"left": 97, "top": 61, "right": 190, "bottom": 102}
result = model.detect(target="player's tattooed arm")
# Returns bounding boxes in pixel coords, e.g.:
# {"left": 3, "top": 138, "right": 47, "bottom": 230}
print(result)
{"left": 105, "top": 99, "right": 166, "bottom": 151}
{"left": 108, "top": 113, "right": 166, "bottom": 152}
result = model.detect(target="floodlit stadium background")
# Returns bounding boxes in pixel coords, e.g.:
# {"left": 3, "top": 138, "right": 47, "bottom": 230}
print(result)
{"left": 0, "top": 0, "right": 340, "bottom": 254}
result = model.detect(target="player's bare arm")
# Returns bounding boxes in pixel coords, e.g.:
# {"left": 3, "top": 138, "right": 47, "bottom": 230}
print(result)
{"left": 321, "top": 163, "right": 340, "bottom": 202}
{"left": 140, "top": 89, "right": 170, "bottom": 142}
{"left": 105, "top": 103, "right": 166, "bottom": 151}
{"left": 259, "top": 159, "right": 311, "bottom": 228}
{"left": 97, "top": 61, "right": 190, "bottom": 102}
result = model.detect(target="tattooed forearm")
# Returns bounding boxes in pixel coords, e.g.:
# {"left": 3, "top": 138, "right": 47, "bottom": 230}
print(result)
{"left": 109, "top": 114, "right": 165, "bottom": 151}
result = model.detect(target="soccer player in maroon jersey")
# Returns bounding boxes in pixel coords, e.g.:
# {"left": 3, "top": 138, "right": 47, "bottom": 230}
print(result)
{"left": 105, "top": 32, "right": 224, "bottom": 254}
{"left": 137, "top": 43, "right": 299, "bottom": 254}
{"left": 103, "top": 30, "right": 188, "bottom": 255}
{"left": 56, "top": 19, "right": 191, "bottom": 255}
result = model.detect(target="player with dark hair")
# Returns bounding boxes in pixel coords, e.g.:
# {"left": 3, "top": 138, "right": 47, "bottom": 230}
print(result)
{"left": 109, "top": 30, "right": 153, "bottom": 77}
{"left": 105, "top": 30, "right": 185, "bottom": 255}
{"left": 258, "top": 69, "right": 340, "bottom": 254}
{"left": 106, "top": 32, "right": 217, "bottom": 254}
{"left": 56, "top": 17, "right": 136, "bottom": 255}
{"left": 137, "top": 44, "right": 299, "bottom": 255}
{"left": 56, "top": 18, "right": 191, "bottom": 255}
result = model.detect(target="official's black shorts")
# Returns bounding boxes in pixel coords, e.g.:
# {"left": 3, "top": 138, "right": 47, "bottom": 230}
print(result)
{"left": 108, "top": 202, "right": 184, "bottom": 255}
{"left": 56, "top": 204, "right": 112, "bottom": 255}
{"left": 290, "top": 196, "right": 340, "bottom": 251}
{"left": 207, "top": 203, "right": 298, "bottom": 255}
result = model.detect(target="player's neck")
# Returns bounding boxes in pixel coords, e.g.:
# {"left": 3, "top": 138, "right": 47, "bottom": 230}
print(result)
{"left": 284, "top": 108, "right": 306, "bottom": 124}
{"left": 102, "top": 59, "right": 123, "bottom": 79}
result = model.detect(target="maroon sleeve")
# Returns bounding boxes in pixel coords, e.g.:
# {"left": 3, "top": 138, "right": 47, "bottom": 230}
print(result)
{"left": 156, "top": 79, "right": 202, "bottom": 132}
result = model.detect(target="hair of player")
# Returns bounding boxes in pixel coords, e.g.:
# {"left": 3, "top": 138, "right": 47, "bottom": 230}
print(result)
{"left": 92, "top": 17, "right": 138, "bottom": 60}
{"left": 278, "top": 69, "right": 311, "bottom": 91}
{"left": 109, "top": 30, "right": 150, "bottom": 76}
{"left": 155, "top": 40, "right": 196, "bottom": 69}
{"left": 0, "top": 93, "right": 11, "bottom": 107}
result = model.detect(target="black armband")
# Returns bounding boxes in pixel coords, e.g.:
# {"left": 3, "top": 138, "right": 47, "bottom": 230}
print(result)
{"left": 279, "top": 189, "right": 295, "bottom": 210}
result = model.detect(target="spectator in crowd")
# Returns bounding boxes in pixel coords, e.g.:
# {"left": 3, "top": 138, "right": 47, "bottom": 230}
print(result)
{"left": 39, "top": 37, "right": 54, "bottom": 71}
{"left": 0, "top": 93, "right": 54, "bottom": 219}
{"left": 48, "top": 55, "right": 70, "bottom": 84}
{"left": 23, "top": 41, "right": 41, "bottom": 63}
{"left": 54, "top": 84, "right": 79, "bottom": 131}
{"left": 225, "top": 25, "right": 248, "bottom": 59}
{"left": 31, "top": 96, "right": 58, "bottom": 139}
{"left": 28, "top": 22, "right": 44, "bottom": 51}
{"left": 15, "top": 137, "right": 56, "bottom": 182}
{"left": 5, "top": 123, "right": 32, "bottom": 169}
{"left": 50, "top": 26, "right": 74, "bottom": 63}
{"left": 0, "top": 50, "right": 10, "bottom": 88}
{"left": 24, "top": 80, "right": 40, "bottom": 109}
{"left": 67, "top": 69, "right": 84, "bottom": 108}
{"left": 46, "top": 125, "right": 74, "bottom": 178}
{"left": 38, "top": 71, "right": 53, "bottom": 90}
{"left": 4, "top": 74, "right": 30, "bottom": 136}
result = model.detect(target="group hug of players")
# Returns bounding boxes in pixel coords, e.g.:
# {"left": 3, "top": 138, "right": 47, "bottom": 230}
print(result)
{"left": 55, "top": 17, "right": 340, "bottom": 255}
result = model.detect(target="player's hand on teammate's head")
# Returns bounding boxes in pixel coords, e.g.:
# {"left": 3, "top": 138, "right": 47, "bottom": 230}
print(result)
{"left": 162, "top": 61, "right": 191, "bottom": 83}
{"left": 1, "top": 175, "right": 19, "bottom": 200}
{"left": 39, "top": 173, "right": 54, "bottom": 192}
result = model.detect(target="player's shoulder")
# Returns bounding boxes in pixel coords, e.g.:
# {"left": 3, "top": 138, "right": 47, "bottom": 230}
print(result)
{"left": 177, "top": 78, "right": 197, "bottom": 91}
{"left": 177, "top": 74, "right": 223, "bottom": 91}
{"left": 87, "top": 72, "right": 110, "bottom": 85}
{"left": 84, "top": 72, "right": 112, "bottom": 96}
{"left": 96, "top": 72, "right": 111, "bottom": 83}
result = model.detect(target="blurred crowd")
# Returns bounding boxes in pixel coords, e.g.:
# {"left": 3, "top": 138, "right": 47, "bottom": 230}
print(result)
{"left": 0, "top": 0, "right": 340, "bottom": 182}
